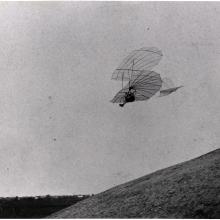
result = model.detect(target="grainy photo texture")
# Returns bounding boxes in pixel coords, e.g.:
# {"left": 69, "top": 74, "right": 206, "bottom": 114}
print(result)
{"left": 0, "top": 2, "right": 219, "bottom": 218}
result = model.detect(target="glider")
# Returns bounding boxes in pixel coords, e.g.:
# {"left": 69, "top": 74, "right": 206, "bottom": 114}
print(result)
{"left": 111, "top": 47, "right": 182, "bottom": 107}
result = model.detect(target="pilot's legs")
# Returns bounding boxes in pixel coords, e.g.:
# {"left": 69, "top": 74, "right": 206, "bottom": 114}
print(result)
{"left": 119, "top": 103, "right": 125, "bottom": 107}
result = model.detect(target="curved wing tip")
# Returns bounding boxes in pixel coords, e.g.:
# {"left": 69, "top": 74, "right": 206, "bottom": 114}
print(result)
{"left": 140, "top": 46, "right": 163, "bottom": 55}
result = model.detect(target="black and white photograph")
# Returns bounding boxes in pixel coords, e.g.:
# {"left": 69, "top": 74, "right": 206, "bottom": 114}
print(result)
{"left": 0, "top": 1, "right": 219, "bottom": 218}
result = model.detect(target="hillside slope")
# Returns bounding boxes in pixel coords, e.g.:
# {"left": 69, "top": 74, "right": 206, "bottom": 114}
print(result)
{"left": 48, "top": 148, "right": 220, "bottom": 218}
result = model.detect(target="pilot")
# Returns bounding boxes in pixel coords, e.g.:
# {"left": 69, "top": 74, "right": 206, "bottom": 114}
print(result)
{"left": 119, "top": 86, "right": 136, "bottom": 107}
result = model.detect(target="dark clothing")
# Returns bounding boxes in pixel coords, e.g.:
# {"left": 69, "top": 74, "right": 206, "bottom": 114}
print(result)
{"left": 125, "top": 93, "right": 135, "bottom": 102}
{"left": 119, "top": 91, "right": 135, "bottom": 107}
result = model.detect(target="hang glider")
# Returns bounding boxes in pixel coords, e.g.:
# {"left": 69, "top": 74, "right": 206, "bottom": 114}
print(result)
{"left": 110, "top": 47, "right": 182, "bottom": 107}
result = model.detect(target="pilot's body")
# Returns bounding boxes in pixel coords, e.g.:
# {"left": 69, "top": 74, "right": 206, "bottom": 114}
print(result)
{"left": 119, "top": 87, "right": 136, "bottom": 107}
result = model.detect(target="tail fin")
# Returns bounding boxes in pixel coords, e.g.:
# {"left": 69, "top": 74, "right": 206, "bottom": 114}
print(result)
{"left": 159, "top": 85, "right": 183, "bottom": 97}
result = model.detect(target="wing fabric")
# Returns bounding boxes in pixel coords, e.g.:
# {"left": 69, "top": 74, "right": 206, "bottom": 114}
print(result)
{"left": 131, "top": 71, "right": 162, "bottom": 101}
{"left": 111, "top": 71, "right": 162, "bottom": 103}
{"left": 110, "top": 87, "right": 128, "bottom": 103}
{"left": 112, "top": 47, "right": 163, "bottom": 81}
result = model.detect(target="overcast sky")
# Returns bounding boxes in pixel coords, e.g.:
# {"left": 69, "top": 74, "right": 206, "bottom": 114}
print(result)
{"left": 0, "top": 2, "right": 220, "bottom": 197}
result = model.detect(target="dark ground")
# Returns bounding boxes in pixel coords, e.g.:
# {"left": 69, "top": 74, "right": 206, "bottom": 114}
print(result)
{"left": 48, "top": 148, "right": 220, "bottom": 218}
{"left": 0, "top": 195, "right": 89, "bottom": 218}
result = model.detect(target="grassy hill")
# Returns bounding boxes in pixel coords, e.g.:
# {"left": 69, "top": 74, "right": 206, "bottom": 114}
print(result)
{"left": 48, "top": 148, "right": 220, "bottom": 218}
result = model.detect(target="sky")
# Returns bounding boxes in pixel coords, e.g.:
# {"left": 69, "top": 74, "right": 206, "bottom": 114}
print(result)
{"left": 0, "top": 2, "right": 220, "bottom": 197}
